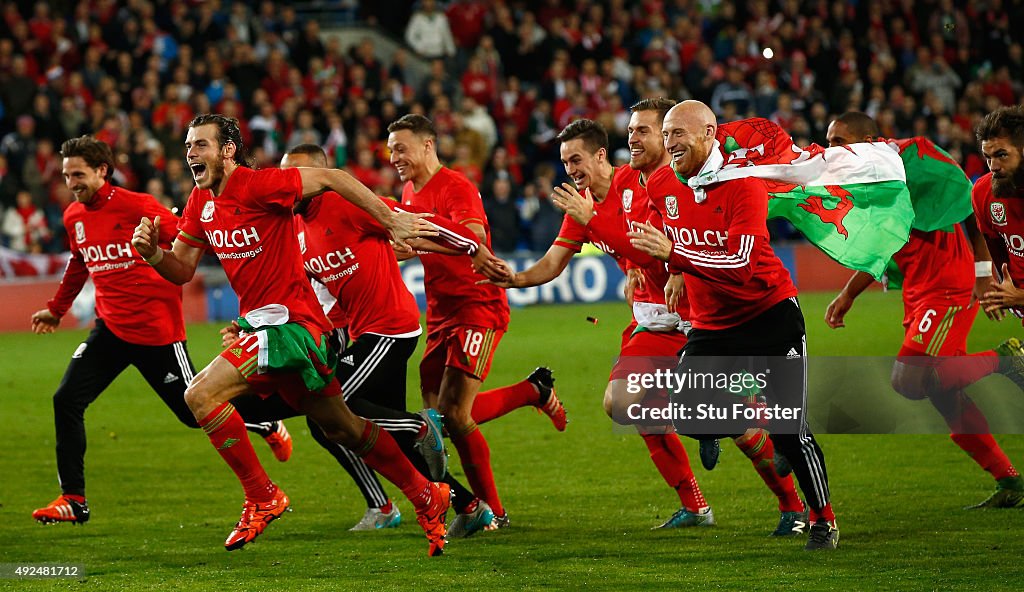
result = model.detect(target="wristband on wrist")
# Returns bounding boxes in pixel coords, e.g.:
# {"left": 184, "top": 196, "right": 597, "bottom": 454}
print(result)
{"left": 145, "top": 249, "right": 165, "bottom": 266}
{"left": 975, "top": 261, "right": 993, "bottom": 278}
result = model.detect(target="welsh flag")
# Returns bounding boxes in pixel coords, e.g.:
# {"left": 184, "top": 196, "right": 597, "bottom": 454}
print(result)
{"left": 684, "top": 118, "right": 915, "bottom": 280}
{"left": 889, "top": 137, "right": 973, "bottom": 232}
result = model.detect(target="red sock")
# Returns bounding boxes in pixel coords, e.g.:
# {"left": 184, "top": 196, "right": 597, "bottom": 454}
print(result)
{"left": 809, "top": 503, "right": 836, "bottom": 523}
{"left": 935, "top": 351, "right": 1000, "bottom": 391}
{"left": 353, "top": 421, "right": 432, "bottom": 510}
{"left": 451, "top": 424, "right": 504, "bottom": 516}
{"left": 641, "top": 434, "right": 707, "bottom": 511}
{"left": 200, "top": 402, "right": 275, "bottom": 502}
{"left": 936, "top": 393, "right": 992, "bottom": 433}
{"left": 734, "top": 430, "right": 804, "bottom": 512}
{"left": 471, "top": 381, "right": 537, "bottom": 425}
{"left": 950, "top": 433, "right": 1020, "bottom": 480}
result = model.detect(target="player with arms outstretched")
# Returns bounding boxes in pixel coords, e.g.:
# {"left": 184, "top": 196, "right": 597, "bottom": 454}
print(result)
{"left": 490, "top": 108, "right": 805, "bottom": 535}
{"left": 283, "top": 144, "right": 505, "bottom": 537}
{"left": 30, "top": 135, "right": 290, "bottom": 526}
{"left": 132, "top": 114, "right": 451, "bottom": 555}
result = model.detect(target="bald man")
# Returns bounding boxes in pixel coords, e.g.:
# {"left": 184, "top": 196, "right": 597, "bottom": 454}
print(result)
{"left": 629, "top": 100, "right": 839, "bottom": 550}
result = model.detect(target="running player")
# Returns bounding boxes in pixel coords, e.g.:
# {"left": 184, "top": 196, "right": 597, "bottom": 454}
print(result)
{"left": 490, "top": 108, "right": 805, "bottom": 535}
{"left": 283, "top": 144, "right": 507, "bottom": 537}
{"left": 387, "top": 114, "right": 565, "bottom": 528}
{"left": 132, "top": 114, "right": 450, "bottom": 555}
{"left": 630, "top": 100, "right": 838, "bottom": 550}
{"left": 824, "top": 111, "right": 1024, "bottom": 509}
{"left": 30, "top": 135, "right": 290, "bottom": 526}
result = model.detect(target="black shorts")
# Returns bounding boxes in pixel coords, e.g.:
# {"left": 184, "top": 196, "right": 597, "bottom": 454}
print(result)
{"left": 673, "top": 297, "right": 807, "bottom": 435}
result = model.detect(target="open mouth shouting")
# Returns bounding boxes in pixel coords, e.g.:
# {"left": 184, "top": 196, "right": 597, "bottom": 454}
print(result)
{"left": 190, "top": 161, "right": 209, "bottom": 184}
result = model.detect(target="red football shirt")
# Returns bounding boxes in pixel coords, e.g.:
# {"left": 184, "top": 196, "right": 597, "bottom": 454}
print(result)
{"left": 893, "top": 227, "right": 974, "bottom": 315}
{"left": 646, "top": 167, "right": 797, "bottom": 330}
{"left": 48, "top": 182, "right": 184, "bottom": 346}
{"left": 973, "top": 172, "right": 1024, "bottom": 310}
{"left": 297, "top": 192, "right": 422, "bottom": 340}
{"left": 401, "top": 166, "right": 509, "bottom": 332}
{"left": 613, "top": 165, "right": 672, "bottom": 307}
{"left": 178, "top": 167, "right": 330, "bottom": 337}
{"left": 553, "top": 166, "right": 659, "bottom": 274}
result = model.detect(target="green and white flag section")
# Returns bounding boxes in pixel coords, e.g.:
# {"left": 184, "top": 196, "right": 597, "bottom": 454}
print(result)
{"left": 889, "top": 137, "right": 973, "bottom": 233}
{"left": 682, "top": 118, "right": 914, "bottom": 280}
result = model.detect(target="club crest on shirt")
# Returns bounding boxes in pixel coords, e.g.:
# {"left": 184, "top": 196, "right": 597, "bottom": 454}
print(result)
{"left": 297, "top": 231, "right": 306, "bottom": 253}
{"left": 74, "top": 221, "right": 85, "bottom": 243}
{"left": 991, "top": 201, "right": 1007, "bottom": 226}
{"left": 665, "top": 195, "right": 679, "bottom": 219}
{"left": 622, "top": 189, "right": 633, "bottom": 213}
{"left": 201, "top": 200, "right": 215, "bottom": 222}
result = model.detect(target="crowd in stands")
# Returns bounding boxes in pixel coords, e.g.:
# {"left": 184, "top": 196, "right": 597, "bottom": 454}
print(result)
{"left": 0, "top": 0, "right": 1021, "bottom": 256}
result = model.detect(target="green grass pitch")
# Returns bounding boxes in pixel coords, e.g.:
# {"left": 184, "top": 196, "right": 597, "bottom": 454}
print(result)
{"left": 1, "top": 291, "right": 1022, "bottom": 590}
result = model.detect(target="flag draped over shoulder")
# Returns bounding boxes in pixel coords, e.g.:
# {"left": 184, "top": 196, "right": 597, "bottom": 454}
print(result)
{"left": 890, "top": 137, "right": 973, "bottom": 232}
{"left": 685, "top": 118, "right": 915, "bottom": 280}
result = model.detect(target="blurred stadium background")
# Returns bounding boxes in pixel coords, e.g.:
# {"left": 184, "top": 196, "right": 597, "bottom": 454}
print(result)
{"left": 1, "top": 1, "right": 1023, "bottom": 588}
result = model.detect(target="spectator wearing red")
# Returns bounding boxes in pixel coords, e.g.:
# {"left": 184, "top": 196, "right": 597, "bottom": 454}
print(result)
{"left": 446, "top": 0, "right": 488, "bottom": 50}
{"left": 3, "top": 190, "right": 50, "bottom": 253}
{"left": 461, "top": 55, "right": 495, "bottom": 108}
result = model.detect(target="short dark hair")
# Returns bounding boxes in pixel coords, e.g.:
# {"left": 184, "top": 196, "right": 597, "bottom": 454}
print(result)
{"left": 188, "top": 113, "right": 250, "bottom": 166}
{"left": 60, "top": 135, "right": 115, "bottom": 180}
{"left": 557, "top": 119, "right": 608, "bottom": 154}
{"left": 834, "top": 111, "right": 880, "bottom": 140}
{"left": 286, "top": 144, "right": 329, "bottom": 167}
{"left": 630, "top": 97, "right": 677, "bottom": 125}
{"left": 976, "top": 106, "right": 1024, "bottom": 148}
{"left": 387, "top": 114, "right": 437, "bottom": 139}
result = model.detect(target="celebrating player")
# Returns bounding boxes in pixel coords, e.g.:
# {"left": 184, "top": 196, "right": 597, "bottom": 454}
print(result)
{"left": 132, "top": 114, "right": 451, "bottom": 556}
{"left": 30, "top": 136, "right": 291, "bottom": 526}
{"left": 824, "top": 111, "right": 1024, "bottom": 508}
{"left": 488, "top": 107, "right": 805, "bottom": 535}
{"left": 281, "top": 144, "right": 505, "bottom": 537}
{"left": 629, "top": 100, "right": 839, "bottom": 550}
{"left": 387, "top": 114, "right": 566, "bottom": 528}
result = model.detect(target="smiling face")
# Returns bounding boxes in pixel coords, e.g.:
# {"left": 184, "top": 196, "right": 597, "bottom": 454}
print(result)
{"left": 627, "top": 109, "right": 668, "bottom": 174}
{"left": 184, "top": 124, "right": 232, "bottom": 191}
{"left": 559, "top": 138, "right": 606, "bottom": 192}
{"left": 982, "top": 136, "right": 1024, "bottom": 198}
{"left": 386, "top": 128, "right": 432, "bottom": 184}
{"left": 62, "top": 156, "right": 107, "bottom": 203}
{"left": 661, "top": 104, "right": 715, "bottom": 178}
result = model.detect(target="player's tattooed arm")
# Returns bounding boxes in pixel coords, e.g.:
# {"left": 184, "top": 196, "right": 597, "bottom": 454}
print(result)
{"left": 825, "top": 271, "right": 874, "bottom": 329}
